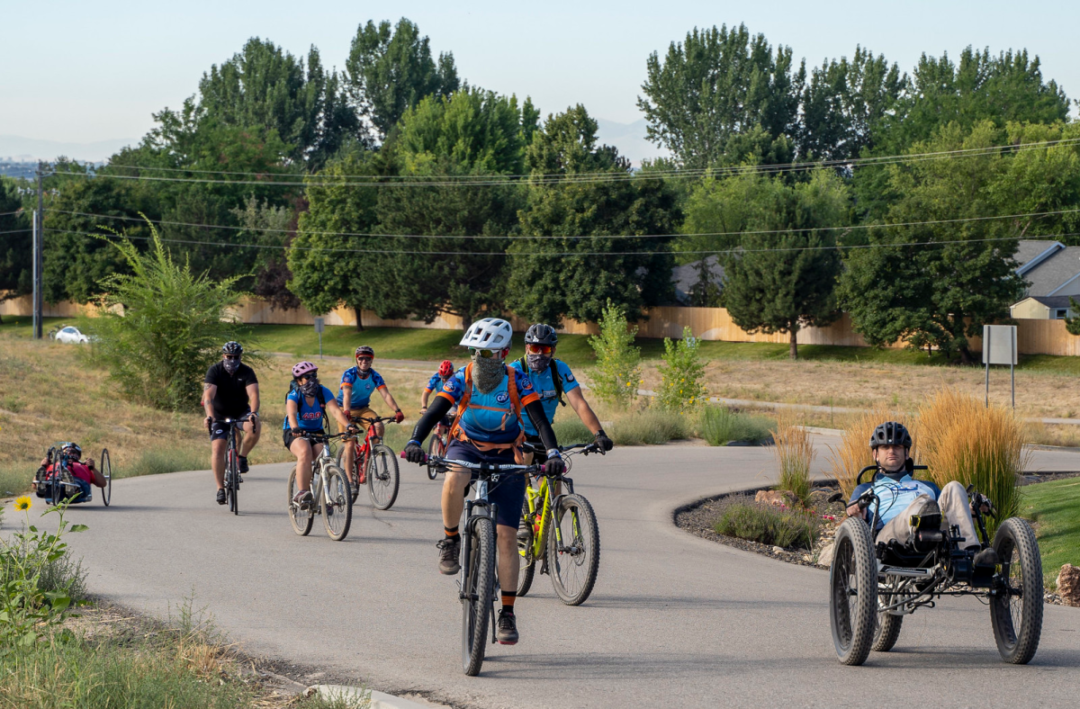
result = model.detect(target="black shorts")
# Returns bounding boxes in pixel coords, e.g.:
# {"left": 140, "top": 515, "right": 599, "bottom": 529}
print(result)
{"left": 283, "top": 428, "right": 324, "bottom": 449}
{"left": 445, "top": 439, "right": 526, "bottom": 528}
{"left": 210, "top": 411, "right": 251, "bottom": 441}
{"left": 524, "top": 434, "right": 548, "bottom": 464}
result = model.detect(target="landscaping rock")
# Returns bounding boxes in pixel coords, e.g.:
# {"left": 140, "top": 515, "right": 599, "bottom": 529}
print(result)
{"left": 771, "top": 546, "right": 784, "bottom": 554}
{"left": 1057, "top": 564, "right": 1080, "bottom": 607}
{"left": 755, "top": 490, "right": 794, "bottom": 507}
{"left": 817, "top": 540, "right": 835, "bottom": 568}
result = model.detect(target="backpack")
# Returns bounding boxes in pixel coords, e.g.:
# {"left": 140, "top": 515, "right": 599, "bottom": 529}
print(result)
{"left": 518, "top": 356, "right": 566, "bottom": 407}
{"left": 449, "top": 363, "right": 526, "bottom": 463}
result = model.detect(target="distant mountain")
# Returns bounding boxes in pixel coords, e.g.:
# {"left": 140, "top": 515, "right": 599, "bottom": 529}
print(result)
{"left": 0, "top": 135, "right": 137, "bottom": 163}
{"left": 594, "top": 118, "right": 669, "bottom": 167}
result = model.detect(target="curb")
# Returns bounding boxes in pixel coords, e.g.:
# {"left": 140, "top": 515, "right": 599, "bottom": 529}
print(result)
{"left": 313, "top": 684, "right": 449, "bottom": 709}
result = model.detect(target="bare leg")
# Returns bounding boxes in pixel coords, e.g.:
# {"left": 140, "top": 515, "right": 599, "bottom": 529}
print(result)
{"left": 497, "top": 523, "right": 519, "bottom": 593}
{"left": 290, "top": 439, "right": 316, "bottom": 491}
{"left": 239, "top": 418, "right": 260, "bottom": 457}
{"left": 211, "top": 439, "right": 227, "bottom": 490}
{"left": 441, "top": 468, "right": 471, "bottom": 529}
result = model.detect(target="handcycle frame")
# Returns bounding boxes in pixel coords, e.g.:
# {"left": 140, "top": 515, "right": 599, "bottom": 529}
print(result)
{"left": 339, "top": 414, "right": 400, "bottom": 508}
{"left": 216, "top": 413, "right": 255, "bottom": 516}
{"left": 35, "top": 445, "right": 112, "bottom": 506}
{"left": 289, "top": 430, "right": 354, "bottom": 541}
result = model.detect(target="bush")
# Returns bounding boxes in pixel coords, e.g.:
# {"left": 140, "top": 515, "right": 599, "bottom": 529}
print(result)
{"left": 552, "top": 417, "right": 593, "bottom": 445}
{"left": 84, "top": 223, "right": 248, "bottom": 411}
{"left": 587, "top": 300, "right": 641, "bottom": 409}
{"left": 657, "top": 326, "right": 707, "bottom": 412}
{"left": 715, "top": 498, "right": 821, "bottom": 550}
{"left": 699, "top": 406, "right": 773, "bottom": 445}
{"left": 773, "top": 411, "right": 814, "bottom": 506}
{"left": 608, "top": 407, "right": 690, "bottom": 446}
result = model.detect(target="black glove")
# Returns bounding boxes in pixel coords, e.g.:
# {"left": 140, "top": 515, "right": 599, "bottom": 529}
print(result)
{"left": 543, "top": 454, "right": 565, "bottom": 477}
{"left": 404, "top": 441, "right": 426, "bottom": 464}
{"left": 346, "top": 423, "right": 360, "bottom": 435}
{"left": 290, "top": 427, "right": 303, "bottom": 435}
{"left": 205, "top": 416, "right": 213, "bottom": 432}
{"left": 594, "top": 429, "right": 613, "bottom": 452}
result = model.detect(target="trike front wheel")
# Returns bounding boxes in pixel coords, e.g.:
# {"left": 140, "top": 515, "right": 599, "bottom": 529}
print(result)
{"left": 990, "top": 517, "right": 1043, "bottom": 664}
{"left": 829, "top": 517, "right": 877, "bottom": 665}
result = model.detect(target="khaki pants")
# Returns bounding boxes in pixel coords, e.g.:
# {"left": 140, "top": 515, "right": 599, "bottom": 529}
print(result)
{"left": 877, "top": 481, "right": 981, "bottom": 551}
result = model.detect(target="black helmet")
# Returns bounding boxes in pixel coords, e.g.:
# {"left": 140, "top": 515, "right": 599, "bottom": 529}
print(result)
{"left": 222, "top": 341, "right": 243, "bottom": 356}
{"left": 525, "top": 323, "right": 558, "bottom": 346}
{"left": 870, "top": 421, "right": 912, "bottom": 450}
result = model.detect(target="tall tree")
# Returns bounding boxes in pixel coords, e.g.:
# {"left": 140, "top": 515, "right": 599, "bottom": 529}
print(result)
{"left": 345, "top": 18, "right": 460, "bottom": 141}
{"left": 637, "top": 24, "right": 802, "bottom": 169}
{"left": 0, "top": 177, "right": 32, "bottom": 317}
{"left": 507, "top": 105, "right": 679, "bottom": 325}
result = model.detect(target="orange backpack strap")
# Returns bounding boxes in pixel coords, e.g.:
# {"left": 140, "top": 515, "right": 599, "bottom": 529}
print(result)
{"left": 448, "top": 363, "right": 526, "bottom": 464}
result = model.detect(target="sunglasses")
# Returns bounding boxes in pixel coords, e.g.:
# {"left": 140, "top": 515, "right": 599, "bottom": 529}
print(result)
{"left": 224, "top": 354, "right": 241, "bottom": 360}
{"left": 525, "top": 344, "right": 553, "bottom": 355}
{"left": 469, "top": 347, "right": 502, "bottom": 359}
{"left": 356, "top": 356, "right": 373, "bottom": 363}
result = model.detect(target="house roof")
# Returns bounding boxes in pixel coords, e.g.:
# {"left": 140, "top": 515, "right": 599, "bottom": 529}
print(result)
{"left": 1015, "top": 240, "right": 1064, "bottom": 274}
{"left": 672, "top": 256, "right": 724, "bottom": 304}
{"left": 1020, "top": 245, "right": 1080, "bottom": 297}
{"left": 1022, "top": 295, "right": 1076, "bottom": 309}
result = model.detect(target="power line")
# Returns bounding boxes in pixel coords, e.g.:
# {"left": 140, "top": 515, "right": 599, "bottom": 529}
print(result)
{"left": 0, "top": 228, "right": 32, "bottom": 235}
{"left": 0, "top": 211, "right": 26, "bottom": 217}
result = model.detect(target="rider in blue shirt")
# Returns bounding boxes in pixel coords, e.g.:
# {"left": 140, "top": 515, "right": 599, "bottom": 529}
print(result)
{"left": 337, "top": 346, "right": 404, "bottom": 484}
{"left": 420, "top": 360, "right": 458, "bottom": 427}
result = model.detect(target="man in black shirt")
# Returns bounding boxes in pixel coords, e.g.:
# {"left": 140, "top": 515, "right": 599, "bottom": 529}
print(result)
{"left": 203, "top": 341, "right": 261, "bottom": 505}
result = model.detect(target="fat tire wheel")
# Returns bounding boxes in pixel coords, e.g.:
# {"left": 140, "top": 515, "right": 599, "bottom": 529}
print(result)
{"left": 100, "top": 448, "right": 112, "bottom": 507}
{"left": 463, "top": 516, "right": 495, "bottom": 676}
{"left": 991, "top": 517, "right": 1043, "bottom": 664}
{"left": 546, "top": 494, "right": 600, "bottom": 606}
{"left": 367, "top": 444, "right": 400, "bottom": 510}
{"left": 517, "top": 500, "right": 536, "bottom": 597}
{"left": 829, "top": 517, "right": 877, "bottom": 666}
{"left": 425, "top": 435, "right": 442, "bottom": 480}
{"left": 320, "top": 464, "right": 353, "bottom": 541}
{"left": 287, "top": 466, "right": 314, "bottom": 536}
{"left": 872, "top": 607, "right": 903, "bottom": 652}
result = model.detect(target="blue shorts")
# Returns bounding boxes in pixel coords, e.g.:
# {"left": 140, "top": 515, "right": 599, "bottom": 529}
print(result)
{"left": 445, "top": 440, "right": 526, "bottom": 529}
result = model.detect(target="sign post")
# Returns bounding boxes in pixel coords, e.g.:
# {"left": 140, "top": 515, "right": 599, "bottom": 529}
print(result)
{"left": 982, "top": 325, "right": 1017, "bottom": 408}
{"left": 314, "top": 317, "right": 325, "bottom": 359}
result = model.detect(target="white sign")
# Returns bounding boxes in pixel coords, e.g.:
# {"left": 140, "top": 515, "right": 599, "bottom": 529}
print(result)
{"left": 982, "top": 325, "right": 1017, "bottom": 366}
{"left": 313, "top": 317, "right": 325, "bottom": 334}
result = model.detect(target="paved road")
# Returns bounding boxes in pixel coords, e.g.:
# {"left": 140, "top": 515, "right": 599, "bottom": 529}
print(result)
{"left": 26, "top": 440, "right": 1080, "bottom": 709}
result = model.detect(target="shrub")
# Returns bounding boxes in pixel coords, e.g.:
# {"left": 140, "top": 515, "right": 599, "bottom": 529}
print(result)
{"left": 699, "top": 406, "right": 773, "bottom": 445}
{"left": 587, "top": 300, "right": 641, "bottom": 409}
{"left": 773, "top": 411, "right": 813, "bottom": 506}
{"left": 84, "top": 223, "right": 248, "bottom": 411}
{"left": 715, "top": 498, "right": 821, "bottom": 550}
{"left": 656, "top": 326, "right": 707, "bottom": 412}
{"left": 552, "top": 417, "right": 593, "bottom": 445}
{"left": 609, "top": 407, "right": 690, "bottom": 446}
{"left": 825, "top": 404, "right": 915, "bottom": 501}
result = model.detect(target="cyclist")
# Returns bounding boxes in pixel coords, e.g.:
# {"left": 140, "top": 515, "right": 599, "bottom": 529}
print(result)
{"left": 847, "top": 421, "right": 998, "bottom": 567}
{"left": 285, "top": 361, "right": 358, "bottom": 510}
{"left": 203, "top": 341, "right": 261, "bottom": 506}
{"left": 510, "top": 324, "right": 613, "bottom": 463}
{"left": 404, "top": 318, "right": 565, "bottom": 646}
{"left": 338, "top": 346, "right": 404, "bottom": 485}
{"left": 33, "top": 442, "right": 107, "bottom": 503}
{"left": 420, "top": 359, "right": 458, "bottom": 426}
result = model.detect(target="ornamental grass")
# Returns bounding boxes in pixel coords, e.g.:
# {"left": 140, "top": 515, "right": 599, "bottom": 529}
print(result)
{"left": 773, "top": 410, "right": 814, "bottom": 506}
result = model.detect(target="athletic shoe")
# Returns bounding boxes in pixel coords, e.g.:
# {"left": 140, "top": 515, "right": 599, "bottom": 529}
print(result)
{"left": 436, "top": 536, "right": 461, "bottom": 575}
{"left": 216, "top": 488, "right": 227, "bottom": 505}
{"left": 239, "top": 456, "right": 249, "bottom": 474}
{"left": 293, "top": 490, "right": 314, "bottom": 510}
{"left": 496, "top": 610, "right": 519, "bottom": 645}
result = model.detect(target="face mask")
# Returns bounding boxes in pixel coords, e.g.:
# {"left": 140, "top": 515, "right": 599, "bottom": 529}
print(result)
{"left": 526, "top": 353, "right": 552, "bottom": 372}
{"left": 472, "top": 354, "right": 506, "bottom": 394}
{"left": 355, "top": 366, "right": 371, "bottom": 380}
{"left": 300, "top": 378, "right": 321, "bottom": 397}
{"left": 223, "top": 357, "right": 240, "bottom": 374}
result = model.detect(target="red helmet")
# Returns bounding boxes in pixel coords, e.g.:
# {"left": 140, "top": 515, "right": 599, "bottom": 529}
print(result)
{"left": 355, "top": 345, "right": 374, "bottom": 359}
{"left": 438, "top": 360, "right": 454, "bottom": 378}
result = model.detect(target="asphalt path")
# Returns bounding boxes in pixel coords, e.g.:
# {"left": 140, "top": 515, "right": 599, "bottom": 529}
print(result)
{"left": 25, "top": 439, "right": 1080, "bottom": 709}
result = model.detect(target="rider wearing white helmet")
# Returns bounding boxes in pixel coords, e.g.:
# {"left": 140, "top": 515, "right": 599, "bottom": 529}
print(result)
{"left": 404, "top": 318, "right": 565, "bottom": 646}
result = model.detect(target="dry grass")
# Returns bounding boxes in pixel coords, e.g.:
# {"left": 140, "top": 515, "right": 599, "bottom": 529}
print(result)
{"left": 825, "top": 405, "right": 917, "bottom": 500}
{"left": 773, "top": 410, "right": 814, "bottom": 505}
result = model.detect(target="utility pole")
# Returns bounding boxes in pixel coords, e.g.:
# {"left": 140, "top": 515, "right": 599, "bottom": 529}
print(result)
{"left": 32, "top": 161, "right": 44, "bottom": 339}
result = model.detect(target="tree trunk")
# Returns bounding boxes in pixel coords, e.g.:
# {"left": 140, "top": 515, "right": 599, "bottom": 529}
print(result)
{"left": 789, "top": 328, "right": 798, "bottom": 360}
{"left": 353, "top": 306, "right": 364, "bottom": 332}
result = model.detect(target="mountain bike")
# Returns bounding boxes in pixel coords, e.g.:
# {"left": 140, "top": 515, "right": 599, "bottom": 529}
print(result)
{"left": 217, "top": 414, "right": 254, "bottom": 516}
{"left": 426, "top": 418, "right": 451, "bottom": 480}
{"left": 336, "top": 415, "right": 400, "bottom": 509}
{"left": 415, "top": 452, "right": 543, "bottom": 676}
{"left": 288, "top": 431, "right": 354, "bottom": 541}
{"left": 516, "top": 442, "right": 602, "bottom": 605}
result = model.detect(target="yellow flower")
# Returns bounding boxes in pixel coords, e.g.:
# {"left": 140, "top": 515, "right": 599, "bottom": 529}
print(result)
{"left": 14, "top": 496, "right": 31, "bottom": 511}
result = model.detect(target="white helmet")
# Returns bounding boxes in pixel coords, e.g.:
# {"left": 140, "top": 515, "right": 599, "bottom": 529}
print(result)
{"left": 460, "top": 318, "right": 513, "bottom": 351}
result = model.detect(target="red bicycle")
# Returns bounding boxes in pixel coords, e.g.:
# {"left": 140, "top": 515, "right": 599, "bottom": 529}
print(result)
{"left": 426, "top": 418, "right": 451, "bottom": 480}
{"left": 336, "top": 415, "right": 400, "bottom": 510}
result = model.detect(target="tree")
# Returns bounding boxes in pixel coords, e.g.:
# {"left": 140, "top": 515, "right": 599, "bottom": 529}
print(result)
{"left": 0, "top": 177, "right": 31, "bottom": 318}
{"left": 682, "top": 169, "right": 849, "bottom": 359}
{"left": 637, "top": 24, "right": 801, "bottom": 169}
{"left": 507, "top": 105, "right": 678, "bottom": 325}
{"left": 231, "top": 195, "right": 301, "bottom": 310}
{"left": 345, "top": 18, "right": 460, "bottom": 141}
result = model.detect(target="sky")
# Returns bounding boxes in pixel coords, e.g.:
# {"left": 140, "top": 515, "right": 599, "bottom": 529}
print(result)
{"left": 3, "top": 0, "right": 1078, "bottom": 161}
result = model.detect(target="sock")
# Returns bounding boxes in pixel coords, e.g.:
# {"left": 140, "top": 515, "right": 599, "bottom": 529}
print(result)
{"left": 444, "top": 526, "right": 459, "bottom": 539}
{"left": 501, "top": 591, "right": 516, "bottom": 615}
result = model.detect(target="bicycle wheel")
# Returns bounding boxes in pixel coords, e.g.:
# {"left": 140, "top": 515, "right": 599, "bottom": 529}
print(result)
{"left": 516, "top": 499, "right": 537, "bottom": 597}
{"left": 287, "top": 466, "right": 314, "bottom": 536}
{"left": 872, "top": 578, "right": 903, "bottom": 652}
{"left": 49, "top": 472, "right": 63, "bottom": 507}
{"left": 990, "top": 517, "right": 1043, "bottom": 664}
{"left": 320, "top": 464, "right": 353, "bottom": 541}
{"left": 367, "top": 444, "right": 400, "bottom": 510}
{"left": 463, "top": 515, "right": 495, "bottom": 676}
{"left": 546, "top": 494, "right": 600, "bottom": 606}
{"left": 100, "top": 448, "right": 112, "bottom": 507}
{"left": 334, "top": 446, "right": 361, "bottom": 505}
{"left": 425, "top": 435, "right": 443, "bottom": 480}
{"left": 829, "top": 517, "right": 877, "bottom": 666}
{"left": 226, "top": 448, "right": 239, "bottom": 515}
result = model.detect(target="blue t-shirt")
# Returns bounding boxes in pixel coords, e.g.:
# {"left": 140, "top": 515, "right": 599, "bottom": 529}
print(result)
{"left": 849, "top": 473, "right": 941, "bottom": 528}
{"left": 425, "top": 372, "right": 448, "bottom": 392}
{"left": 284, "top": 385, "right": 337, "bottom": 431}
{"left": 438, "top": 366, "right": 539, "bottom": 443}
{"left": 510, "top": 359, "right": 580, "bottom": 436}
{"left": 336, "top": 367, "right": 386, "bottom": 408}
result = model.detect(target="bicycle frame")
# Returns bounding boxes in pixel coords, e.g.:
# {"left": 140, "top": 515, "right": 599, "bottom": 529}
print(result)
{"left": 522, "top": 473, "right": 577, "bottom": 564}
{"left": 345, "top": 415, "right": 394, "bottom": 478}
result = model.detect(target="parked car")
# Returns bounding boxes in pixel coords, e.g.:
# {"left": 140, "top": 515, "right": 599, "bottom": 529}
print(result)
{"left": 53, "top": 326, "right": 90, "bottom": 344}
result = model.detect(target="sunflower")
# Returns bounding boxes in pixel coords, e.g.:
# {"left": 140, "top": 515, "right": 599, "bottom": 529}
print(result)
{"left": 14, "top": 496, "right": 32, "bottom": 511}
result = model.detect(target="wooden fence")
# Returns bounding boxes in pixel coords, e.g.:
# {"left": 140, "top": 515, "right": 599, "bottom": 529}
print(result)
{"left": 4, "top": 294, "right": 1080, "bottom": 356}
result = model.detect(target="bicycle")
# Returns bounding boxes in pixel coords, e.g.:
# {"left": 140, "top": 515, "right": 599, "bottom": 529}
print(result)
{"left": 414, "top": 452, "right": 543, "bottom": 676}
{"left": 288, "top": 431, "right": 354, "bottom": 541}
{"left": 336, "top": 415, "right": 400, "bottom": 509}
{"left": 216, "top": 414, "right": 254, "bottom": 516}
{"left": 425, "top": 418, "right": 451, "bottom": 481}
{"left": 516, "top": 442, "right": 602, "bottom": 605}
{"left": 34, "top": 445, "right": 112, "bottom": 506}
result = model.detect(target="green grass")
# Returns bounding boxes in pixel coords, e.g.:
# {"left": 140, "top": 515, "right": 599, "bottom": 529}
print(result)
{"left": 607, "top": 407, "right": 692, "bottom": 446}
{"left": 1019, "top": 477, "right": 1080, "bottom": 588}
{"left": 699, "top": 406, "right": 774, "bottom": 445}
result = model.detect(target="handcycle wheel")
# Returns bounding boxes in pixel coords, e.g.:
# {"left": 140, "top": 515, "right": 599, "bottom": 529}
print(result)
{"left": 287, "top": 466, "right": 314, "bottom": 536}
{"left": 516, "top": 499, "right": 537, "bottom": 597}
{"left": 872, "top": 578, "right": 903, "bottom": 652}
{"left": 100, "top": 448, "right": 112, "bottom": 507}
{"left": 367, "top": 444, "right": 400, "bottom": 510}
{"left": 990, "top": 517, "right": 1043, "bottom": 664}
{"left": 334, "top": 446, "right": 361, "bottom": 505}
{"left": 829, "top": 517, "right": 877, "bottom": 665}
{"left": 425, "top": 434, "right": 443, "bottom": 480}
{"left": 49, "top": 471, "right": 63, "bottom": 507}
{"left": 463, "top": 515, "right": 495, "bottom": 676}
{"left": 546, "top": 493, "right": 600, "bottom": 606}
{"left": 320, "top": 464, "right": 353, "bottom": 541}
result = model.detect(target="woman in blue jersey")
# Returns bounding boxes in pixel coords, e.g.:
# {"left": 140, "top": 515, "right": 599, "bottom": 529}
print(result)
{"left": 285, "top": 361, "right": 357, "bottom": 509}
{"left": 338, "top": 346, "right": 404, "bottom": 483}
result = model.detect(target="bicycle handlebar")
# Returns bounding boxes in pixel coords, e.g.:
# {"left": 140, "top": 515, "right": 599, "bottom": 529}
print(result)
{"left": 351, "top": 415, "right": 398, "bottom": 425}
{"left": 399, "top": 451, "right": 543, "bottom": 476}
{"left": 294, "top": 430, "right": 356, "bottom": 444}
